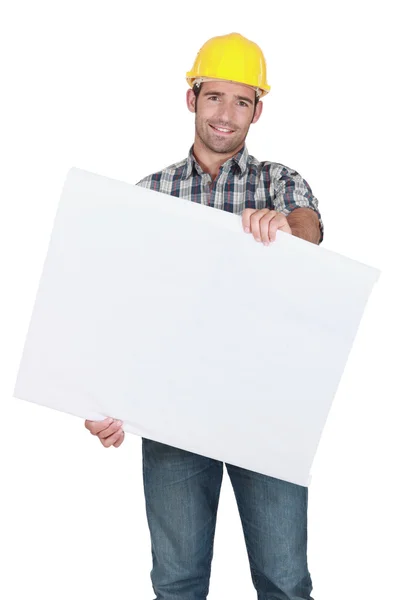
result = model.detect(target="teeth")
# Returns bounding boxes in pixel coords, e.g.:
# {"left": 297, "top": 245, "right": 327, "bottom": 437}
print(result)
{"left": 213, "top": 126, "right": 232, "bottom": 133}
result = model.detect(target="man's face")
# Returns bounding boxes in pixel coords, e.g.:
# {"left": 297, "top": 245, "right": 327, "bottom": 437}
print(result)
{"left": 187, "top": 80, "right": 263, "bottom": 155}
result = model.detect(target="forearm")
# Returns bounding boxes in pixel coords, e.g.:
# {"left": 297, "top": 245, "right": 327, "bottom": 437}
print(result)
{"left": 286, "top": 208, "right": 321, "bottom": 245}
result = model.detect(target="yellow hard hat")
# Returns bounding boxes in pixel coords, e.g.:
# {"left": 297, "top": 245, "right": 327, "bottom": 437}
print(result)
{"left": 186, "top": 33, "right": 270, "bottom": 98}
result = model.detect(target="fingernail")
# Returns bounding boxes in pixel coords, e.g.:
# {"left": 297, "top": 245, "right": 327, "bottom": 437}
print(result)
{"left": 263, "top": 241, "right": 269, "bottom": 246}
{"left": 255, "top": 237, "right": 261, "bottom": 242}
{"left": 244, "top": 227, "right": 250, "bottom": 233}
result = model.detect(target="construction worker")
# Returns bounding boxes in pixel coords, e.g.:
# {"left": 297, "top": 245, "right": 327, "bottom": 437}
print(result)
{"left": 85, "top": 33, "right": 322, "bottom": 600}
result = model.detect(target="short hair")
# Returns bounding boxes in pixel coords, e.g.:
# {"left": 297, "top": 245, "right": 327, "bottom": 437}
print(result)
{"left": 192, "top": 82, "right": 259, "bottom": 117}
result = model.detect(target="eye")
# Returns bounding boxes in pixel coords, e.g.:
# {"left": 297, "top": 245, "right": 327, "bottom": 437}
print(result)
{"left": 208, "top": 95, "right": 219, "bottom": 101}
{"left": 238, "top": 101, "right": 249, "bottom": 107}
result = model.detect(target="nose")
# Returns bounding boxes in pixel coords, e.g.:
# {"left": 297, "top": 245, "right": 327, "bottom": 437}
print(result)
{"left": 215, "top": 100, "right": 235, "bottom": 125}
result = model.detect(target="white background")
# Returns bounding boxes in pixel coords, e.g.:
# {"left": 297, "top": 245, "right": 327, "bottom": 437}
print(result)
{"left": 0, "top": 1, "right": 398, "bottom": 599}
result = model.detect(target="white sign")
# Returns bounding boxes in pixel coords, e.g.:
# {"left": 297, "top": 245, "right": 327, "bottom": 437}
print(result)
{"left": 14, "top": 168, "right": 380, "bottom": 486}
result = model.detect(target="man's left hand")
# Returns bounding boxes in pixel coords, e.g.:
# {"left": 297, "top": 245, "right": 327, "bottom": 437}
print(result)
{"left": 242, "top": 209, "right": 292, "bottom": 245}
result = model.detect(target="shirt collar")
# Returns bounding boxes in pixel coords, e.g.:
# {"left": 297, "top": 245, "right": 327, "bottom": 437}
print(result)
{"left": 183, "top": 144, "right": 249, "bottom": 179}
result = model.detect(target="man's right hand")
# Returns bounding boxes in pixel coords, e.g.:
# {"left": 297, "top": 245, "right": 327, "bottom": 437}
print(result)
{"left": 84, "top": 417, "right": 125, "bottom": 448}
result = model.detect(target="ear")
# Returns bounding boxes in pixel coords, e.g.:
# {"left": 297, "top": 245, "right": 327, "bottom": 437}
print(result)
{"left": 251, "top": 100, "right": 263, "bottom": 124}
{"left": 186, "top": 89, "right": 196, "bottom": 114}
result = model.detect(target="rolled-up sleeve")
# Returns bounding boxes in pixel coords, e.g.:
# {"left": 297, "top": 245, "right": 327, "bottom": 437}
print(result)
{"left": 271, "top": 164, "right": 324, "bottom": 243}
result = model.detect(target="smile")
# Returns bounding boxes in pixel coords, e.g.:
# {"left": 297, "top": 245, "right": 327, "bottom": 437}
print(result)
{"left": 209, "top": 124, "right": 235, "bottom": 135}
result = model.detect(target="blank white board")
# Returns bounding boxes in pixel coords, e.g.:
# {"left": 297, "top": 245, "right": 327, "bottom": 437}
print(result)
{"left": 14, "top": 168, "right": 380, "bottom": 486}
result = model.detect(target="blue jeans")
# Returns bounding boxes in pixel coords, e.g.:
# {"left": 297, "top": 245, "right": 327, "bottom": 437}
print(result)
{"left": 142, "top": 438, "right": 314, "bottom": 600}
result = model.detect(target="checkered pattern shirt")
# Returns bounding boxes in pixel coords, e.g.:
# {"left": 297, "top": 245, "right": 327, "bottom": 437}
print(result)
{"left": 136, "top": 145, "right": 323, "bottom": 242}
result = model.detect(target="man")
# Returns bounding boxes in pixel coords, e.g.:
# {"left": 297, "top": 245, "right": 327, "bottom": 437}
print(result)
{"left": 85, "top": 33, "right": 322, "bottom": 600}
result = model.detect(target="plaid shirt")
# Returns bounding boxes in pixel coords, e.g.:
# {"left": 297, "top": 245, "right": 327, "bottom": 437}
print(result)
{"left": 136, "top": 145, "right": 323, "bottom": 242}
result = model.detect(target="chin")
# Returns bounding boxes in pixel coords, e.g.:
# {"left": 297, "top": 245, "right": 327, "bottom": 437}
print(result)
{"left": 213, "top": 141, "right": 242, "bottom": 154}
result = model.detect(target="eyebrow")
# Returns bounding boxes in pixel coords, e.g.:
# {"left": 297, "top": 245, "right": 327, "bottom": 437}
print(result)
{"left": 203, "top": 91, "right": 254, "bottom": 106}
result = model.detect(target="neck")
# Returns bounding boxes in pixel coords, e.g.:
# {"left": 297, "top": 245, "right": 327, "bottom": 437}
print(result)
{"left": 192, "top": 137, "right": 244, "bottom": 181}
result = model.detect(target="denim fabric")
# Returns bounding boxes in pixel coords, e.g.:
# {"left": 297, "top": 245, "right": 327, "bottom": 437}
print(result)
{"left": 142, "top": 438, "right": 314, "bottom": 600}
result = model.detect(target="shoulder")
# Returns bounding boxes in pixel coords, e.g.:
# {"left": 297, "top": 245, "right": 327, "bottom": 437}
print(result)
{"left": 136, "top": 157, "right": 188, "bottom": 190}
{"left": 246, "top": 154, "right": 302, "bottom": 180}
{"left": 253, "top": 159, "right": 314, "bottom": 195}
{"left": 253, "top": 158, "right": 305, "bottom": 181}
